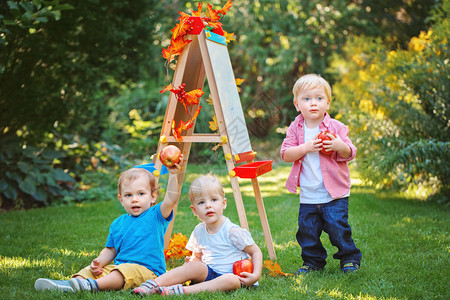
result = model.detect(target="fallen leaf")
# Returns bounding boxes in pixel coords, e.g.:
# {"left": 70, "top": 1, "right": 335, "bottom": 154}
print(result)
{"left": 264, "top": 260, "right": 293, "bottom": 277}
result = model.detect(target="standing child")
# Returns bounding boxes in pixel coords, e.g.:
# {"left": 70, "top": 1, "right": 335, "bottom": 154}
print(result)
{"left": 280, "top": 74, "right": 362, "bottom": 274}
{"left": 35, "top": 160, "right": 182, "bottom": 293}
{"left": 132, "top": 174, "right": 263, "bottom": 296}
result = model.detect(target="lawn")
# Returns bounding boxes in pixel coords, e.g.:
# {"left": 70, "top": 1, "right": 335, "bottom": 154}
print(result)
{"left": 0, "top": 163, "right": 448, "bottom": 299}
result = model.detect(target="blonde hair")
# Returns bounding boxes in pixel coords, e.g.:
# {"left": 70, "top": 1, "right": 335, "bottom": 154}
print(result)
{"left": 292, "top": 74, "right": 331, "bottom": 102}
{"left": 189, "top": 174, "right": 225, "bottom": 203}
{"left": 117, "top": 168, "right": 159, "bottom": 195}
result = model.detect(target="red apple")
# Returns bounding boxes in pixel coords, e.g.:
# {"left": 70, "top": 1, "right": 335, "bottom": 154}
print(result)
{"left": 159, "top": 145, "right": 181, "bottom": 167}
{"left": 317, "top": 131, "right": 336, "bottom": 155}
{"left": 233, "top": 259, "right": 253, "bottom": 276}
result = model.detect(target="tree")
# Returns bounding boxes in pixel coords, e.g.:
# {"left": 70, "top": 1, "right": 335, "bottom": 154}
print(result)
{"left": 330, "top": 0, "right": 449, "bottom": 201}
{"left": 224, "top": 0, "right": 437, "bottom": 137}
{"left": 0, "top": 0, "right": 178, "bottom": 208}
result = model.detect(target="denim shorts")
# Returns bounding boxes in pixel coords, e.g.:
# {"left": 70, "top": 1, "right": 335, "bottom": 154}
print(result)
{"left": 205, "top": 265, "right": 223, "bottom": 281}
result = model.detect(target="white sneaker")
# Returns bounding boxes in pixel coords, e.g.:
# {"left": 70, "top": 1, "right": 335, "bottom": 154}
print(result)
{"left": 34, "top": 278, "right": 74, "bottom": 292}
{"left": 69, "top": 277, "right": 99, "bottom": 292}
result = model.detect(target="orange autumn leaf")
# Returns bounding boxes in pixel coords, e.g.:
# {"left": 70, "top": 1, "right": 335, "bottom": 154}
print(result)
{"left": 172, "top": 15, "right": 191, "bottom": 40}
{"left": 191, "top": 2, "right": 203, "bottom": 16}
{"left": 264, "top": 260, "right": 293, "bottom": 277}
{"left": 206, "top": 3, "right": 221, "bottom": 21}
{"left": 181, "top": 106, "right": 202, "bottom": 130}
{"left": 162, "top": 36, "right": 192, "bottom": 62}
{"left": 217, "top": 0, "right": 233, "bottom": 16}
{"left": 178, "top": 11, "right": 190, "bottom": 19}
{"left": 164, "top": 233, "right": 192, "bottom": 260}
{"left": 235, "top": 78, "right": 245, "bottom": 85}
{"left": 206, "top": 1, "right": 232, "bottom": 22}
{"left": 185, "top": 89, "right": 205, "bottom": 105}
{"left": 207, "top": 21, "right": 223, "bottom": 30}
{"left": 160, "top": 84, "right": 174, "bottom": 94}
{"left": 171, "top": 120, "right": 183, "bottom": 142}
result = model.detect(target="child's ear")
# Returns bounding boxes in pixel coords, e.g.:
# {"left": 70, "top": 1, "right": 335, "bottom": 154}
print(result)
{"left": 223, "top": 197, "right": 227, "bottom": 209}
{"left": 190, "top": 204, "right": 197, "bottom": 216}
{"left": 151, "top": 191, "right": 158, "bottom": 205}
{"left": 293, "top": 99, "right": 300, "bottom": 112}
{"left": 117, "top": 194, "right": 122, "bottom": 203}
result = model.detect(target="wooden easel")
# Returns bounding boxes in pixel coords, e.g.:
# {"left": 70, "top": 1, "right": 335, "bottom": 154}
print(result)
{"left": 152, "top": 29, "right": 276, "bottom": 260}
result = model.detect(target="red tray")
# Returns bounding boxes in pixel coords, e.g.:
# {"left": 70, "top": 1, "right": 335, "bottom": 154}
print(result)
{"left": 233, "top": 160, "right": 273, "bottom": 179}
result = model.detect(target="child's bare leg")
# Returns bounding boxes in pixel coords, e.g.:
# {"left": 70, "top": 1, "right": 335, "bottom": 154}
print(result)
{"left": 71, "top": 271, "right": 124, "bottom": 291}
{"left": 183, "top": 273, "right": 241, "bottom": 294}
{"left": 155, "top": 261, "right": 209, "bottom": 286}
{"left": 95, "top": 270, "right": 125, "bottom": 290}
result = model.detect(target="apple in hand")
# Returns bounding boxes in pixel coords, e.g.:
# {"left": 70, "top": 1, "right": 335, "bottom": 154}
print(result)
{"left": 233, "top": 259, "right": 254, "bottom": 276}
{"left": 159, "top": 145, "right": 181, "bottom": 167}
{"left": 317, "top": 131, "right": 336, "bottom": 155}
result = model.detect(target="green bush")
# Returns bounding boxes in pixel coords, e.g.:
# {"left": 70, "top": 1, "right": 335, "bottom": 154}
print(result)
{"left": 0, "top": 135, "right": 75, "bottom": 209}
{"left": 330, "top": 1, "right": 449, "bottom": 201}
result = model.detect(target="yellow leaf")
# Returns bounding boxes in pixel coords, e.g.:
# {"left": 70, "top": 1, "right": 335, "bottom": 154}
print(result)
{"left": 209, "top": 115, "right": 219, "bottom": 132}
{"left": 224, "top": 31, "right": 235, "bottom": 44}
{"left": 206, "top": 95, "right": 214, "bottom": 105}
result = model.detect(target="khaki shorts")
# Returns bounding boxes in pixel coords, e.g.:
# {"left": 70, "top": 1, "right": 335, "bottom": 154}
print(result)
{"left": 73, "top": 263, "right": 157, "bottom": 290}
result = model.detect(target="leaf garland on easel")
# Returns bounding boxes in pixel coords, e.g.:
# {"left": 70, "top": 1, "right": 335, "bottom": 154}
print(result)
{"left": 160, "top": 1, "right": 234, "bottom": 142}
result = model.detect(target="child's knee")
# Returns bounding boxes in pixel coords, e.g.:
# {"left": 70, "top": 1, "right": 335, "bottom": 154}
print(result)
{"left": 221, "top": 274, "right": 241, "bottom": 290}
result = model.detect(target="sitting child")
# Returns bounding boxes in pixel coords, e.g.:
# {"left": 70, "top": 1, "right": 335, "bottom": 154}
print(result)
{"left": 35, "top": 161, "right": 181, "bottom": 292}
{"left": 132, "top": 174, "right": 262, "bottom": 296}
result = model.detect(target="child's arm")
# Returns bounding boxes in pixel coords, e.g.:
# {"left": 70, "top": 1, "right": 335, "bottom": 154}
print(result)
{"left": 89, "top": 247, "right": 116, "bottom": 276}
{"left": 282, "top": 134, "right": 322, "bottom": 162}
{"left": 160, "top": 157, "right": 183, "bottom": 219}
{"left": 238, "top": 244, "right": 263, "bottom": 287}
{"left": 185, "top": 251, "right": 203, "bottom": 263}
{"left": 322, "top": 133, "right": 351, "bottom": 158}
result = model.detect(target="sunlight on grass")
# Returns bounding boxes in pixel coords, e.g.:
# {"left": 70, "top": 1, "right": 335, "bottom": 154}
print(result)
{"left": 273, "top": 240, "right": 298, "bottom": 251}
{"left": 41, "top": 246, "right": 96, "bottom": 258}
{"left": 0, "top": 256, "right": 59, "bottom": 270}
{"left": 315, "top": 289, "right": 393, "bottom": 300}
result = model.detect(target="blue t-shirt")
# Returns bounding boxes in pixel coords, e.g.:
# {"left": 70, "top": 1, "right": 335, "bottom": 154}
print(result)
{"left": 105, "top": 203, "right": 173, "bottom": 276}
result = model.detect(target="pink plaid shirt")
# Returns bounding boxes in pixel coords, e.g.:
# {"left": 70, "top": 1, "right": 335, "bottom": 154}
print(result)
{"left": 280, "top": 113, "right": 357, "bottom": 199}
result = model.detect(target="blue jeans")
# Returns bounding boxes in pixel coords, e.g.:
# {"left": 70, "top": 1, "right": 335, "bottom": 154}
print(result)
{"left": 296, "top": 197, "right": 362, "bottom": 269}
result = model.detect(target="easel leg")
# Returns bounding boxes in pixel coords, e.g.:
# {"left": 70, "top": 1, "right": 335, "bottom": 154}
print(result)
{"left": 229, "top": 176, "right": 249, "bottom": 231}
{"left": 251, "top": 178, "right": 277, "bottom": 260}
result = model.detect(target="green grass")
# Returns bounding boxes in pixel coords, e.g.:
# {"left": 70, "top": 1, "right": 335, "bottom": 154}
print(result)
{"left": 0, "top": 163, "right": 449, "bottom": 299}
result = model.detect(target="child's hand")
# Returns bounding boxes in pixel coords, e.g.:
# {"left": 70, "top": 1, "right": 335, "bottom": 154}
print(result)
{"left": 322, "top": 133, "right": 350, "bottom": 156}
{"left": 306, "top": 133, "right": 323, "bottom": 153}
{"left": 167, "top": 155, "right": 183, "bottom": 174}
{"left": 237, "top": 271, "right": 259, "bottom": 287}
{"left": 90, "top": 259, "right": 103, "bottom": 276}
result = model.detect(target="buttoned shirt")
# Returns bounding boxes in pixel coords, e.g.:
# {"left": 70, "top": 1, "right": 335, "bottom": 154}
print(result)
{"left": 280, "top": 113, "right": 357, "bottom": 199}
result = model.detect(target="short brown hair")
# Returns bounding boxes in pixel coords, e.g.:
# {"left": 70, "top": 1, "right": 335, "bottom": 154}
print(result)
{"left": 117, "top": 168, "right": 159, "bottom": 195}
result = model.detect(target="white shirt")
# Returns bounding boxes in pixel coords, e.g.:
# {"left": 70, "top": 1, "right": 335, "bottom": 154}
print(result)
{"left": 299, "top": 123, "right": 333, "bottom": 204}
{"left": 186, "top": 217, "right": 255, "bottom": 274}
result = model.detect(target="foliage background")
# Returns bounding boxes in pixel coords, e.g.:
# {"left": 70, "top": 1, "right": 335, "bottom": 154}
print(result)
{"left": 0, "top": 0, "right": 448, "bottom": 209}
